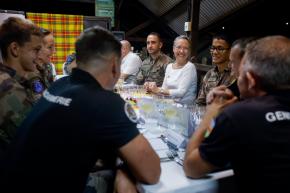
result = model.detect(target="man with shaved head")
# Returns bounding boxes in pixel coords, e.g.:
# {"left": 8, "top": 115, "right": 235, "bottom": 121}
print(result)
{"left": 120, "top": 40, "right": 142, "bottom": 84}
{"left": 184, "top": 36, "right": 290, "bottom": 193}
{"left": 136, "top": 32, "right": 172, "bottom": 87}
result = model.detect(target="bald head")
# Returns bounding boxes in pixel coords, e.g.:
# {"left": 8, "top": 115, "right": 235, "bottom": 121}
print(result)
{"left": 242, "top": 35, "right": 290, "bottom": 90}
{"left": 121, "top": 40, "right": 131, "bottom": 58}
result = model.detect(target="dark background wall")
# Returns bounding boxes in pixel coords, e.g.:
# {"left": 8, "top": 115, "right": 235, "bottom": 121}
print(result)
{"left": 1, "top": 0, "right": 289, "bottom": 62}
{"left": 1, "top": 0, "right": 95, "bottom": 16}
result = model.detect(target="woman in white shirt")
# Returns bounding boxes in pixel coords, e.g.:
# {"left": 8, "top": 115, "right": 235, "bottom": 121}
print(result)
{"left": 147, "top": 35, "right": 197, "bottom": 105}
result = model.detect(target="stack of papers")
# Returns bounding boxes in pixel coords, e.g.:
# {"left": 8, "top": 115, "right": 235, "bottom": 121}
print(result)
{"left": 148, "top": 138, "right": 169, "bottom": 160}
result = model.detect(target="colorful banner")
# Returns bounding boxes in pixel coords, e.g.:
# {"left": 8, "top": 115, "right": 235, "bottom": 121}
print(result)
{"left": 27, "top": 12, "right": 83, "bottom": 74}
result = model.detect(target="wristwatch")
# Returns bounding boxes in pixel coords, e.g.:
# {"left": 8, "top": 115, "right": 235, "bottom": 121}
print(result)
{"left": 159, "top": 88, "right": 165, "bottom": 94}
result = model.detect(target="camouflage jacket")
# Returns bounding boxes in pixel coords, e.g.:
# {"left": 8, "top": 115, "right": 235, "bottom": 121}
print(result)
{"left": 37, "top": 63, "right": 55, "bottom": 88}
{"left": 196, "top": 66, "right": 236, "bottom": 105}
{"left": 21, "top": 71, "right": 46, "bottom": 104}
{"left": 136, "top": 53, "right": 172, "bottom": 87}
{"left": 0, "top": 63, "right": 33, "bottom": 152}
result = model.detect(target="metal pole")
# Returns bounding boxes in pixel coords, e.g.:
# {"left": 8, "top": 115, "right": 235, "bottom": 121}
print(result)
{"left": 188, "top": 0, "right": 200, "bottom": 60}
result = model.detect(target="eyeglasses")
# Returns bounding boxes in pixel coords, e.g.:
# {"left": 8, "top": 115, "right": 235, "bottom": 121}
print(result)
{"left": 175, "top": 46, "right": 189, "bottom": 52}
{"left": 209, "top": 46, "right": 229, "bottom": 53}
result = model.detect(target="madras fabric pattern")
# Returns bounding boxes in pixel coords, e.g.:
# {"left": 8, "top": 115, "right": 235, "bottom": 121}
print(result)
{"left": 27, "top": 13, "right": 83, "bottom": 74}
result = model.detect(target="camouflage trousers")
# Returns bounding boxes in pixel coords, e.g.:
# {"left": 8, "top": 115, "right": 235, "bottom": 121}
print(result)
{"left": 84, "top": 170, "right": 115, "bottom": 193}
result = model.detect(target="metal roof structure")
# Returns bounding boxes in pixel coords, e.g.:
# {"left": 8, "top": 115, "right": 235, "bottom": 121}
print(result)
{"left": 117, "top": 0, "right": 288, "bottom": 55}
{"left": 138, "top": 0, "right": 256, "bottom": 35}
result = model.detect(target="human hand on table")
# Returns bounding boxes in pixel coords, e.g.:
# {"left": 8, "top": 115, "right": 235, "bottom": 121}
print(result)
{"left": 206, "top": 85, "right": 235, "bottom": 105}
{"left": 206, "top": 90, "right": 238, "bottom": 120}
{"left": 144, "top": 82, "right": 159, "bottom": 93}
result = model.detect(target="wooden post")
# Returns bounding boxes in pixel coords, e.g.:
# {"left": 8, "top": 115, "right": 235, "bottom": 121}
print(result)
{"left": 188, "top": 0, "right": 200, "bottom": 60}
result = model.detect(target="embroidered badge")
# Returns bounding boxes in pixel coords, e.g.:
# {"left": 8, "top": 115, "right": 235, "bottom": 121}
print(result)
{"left": 124, "top": 102, "right": 138, "bottom": 123}
{"left": 30, "top": 78, "right": 45, "bottom": 94}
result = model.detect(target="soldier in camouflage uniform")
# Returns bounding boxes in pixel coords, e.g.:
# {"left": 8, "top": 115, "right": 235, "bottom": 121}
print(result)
{"left": 22, "top": 28, "right": 56, "bottom": 103}
{"left": 136, "top": 32, "right": 172, "bottom": 87}
{"left": 36, "top": 28, "right": 56, "bottom": 88}
{"left": 37, "top": 63, "right": 55, "bottom": 88}
{"left": 196, "top": 66, "right": 236, "bottom": 105}
{"left": 0, "top": 17, "right": 43, "bottom": 152}
{"left": 196, "top": 34, "right": 236, "bottom": 105}
{"left": 0, "top": 64, "right": 33, "bottom": 152}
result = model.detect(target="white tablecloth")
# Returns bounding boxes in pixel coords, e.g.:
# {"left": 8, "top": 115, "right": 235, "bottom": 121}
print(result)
{"left": 138, "top": 161, "right": 218, "bottom": 193}
{"left": 137, "top": 119, "right": 234, "bottom": 193}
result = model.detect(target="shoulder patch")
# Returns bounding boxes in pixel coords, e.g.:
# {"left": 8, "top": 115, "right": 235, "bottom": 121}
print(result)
{"left": 30, "top": 78, "right": 45, "bottom": 94}
{"left": 124, "top": 102, "right": 138, "bottom": 123}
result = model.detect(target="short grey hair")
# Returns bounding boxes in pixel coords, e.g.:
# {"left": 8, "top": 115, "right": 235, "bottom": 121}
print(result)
{"left": 173, "top": 35, "right": 191, "bottom": 48}
{"left": 243, "top": 35, "right": 290, "bottom": 90}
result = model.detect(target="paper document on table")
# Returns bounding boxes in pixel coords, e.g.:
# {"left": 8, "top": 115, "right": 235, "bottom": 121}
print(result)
{"left": 166, "top": 129, "right": 187, "bottom": 149}
{"left": 157, "top": 149, "right": 171, "bottom": 160}
{"left": 149, "top": 138, "right": 168, "bottom": 151}
{"left": 148, "top": 138, "right": 170, "bottom": 160}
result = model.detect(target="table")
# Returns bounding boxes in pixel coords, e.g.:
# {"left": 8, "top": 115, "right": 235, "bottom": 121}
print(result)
{"left": 139, "top": 160, "right": 233, "bottom": 193}
{"left": 117, "top": 89, "right": 234, "bottom": 193}
{"left": 138, "top": 132, "right": 234, "bottom": 193}
{"left": 138, "top": 161, "right": 217, "bottom": 193}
